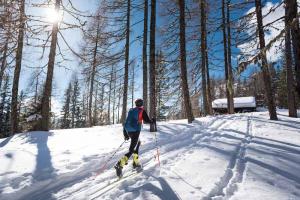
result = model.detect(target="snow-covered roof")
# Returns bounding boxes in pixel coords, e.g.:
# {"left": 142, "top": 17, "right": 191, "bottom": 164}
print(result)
{"left": 26, "top": 114, "right": 42, "bottom": 122}
{"left": 212, "top": 96, "right": 256, "bottom": 109}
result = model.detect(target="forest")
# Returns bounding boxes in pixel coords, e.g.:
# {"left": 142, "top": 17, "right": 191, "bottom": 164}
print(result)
{"left": 0, "top": 0, "right": 299, "bottom": 138}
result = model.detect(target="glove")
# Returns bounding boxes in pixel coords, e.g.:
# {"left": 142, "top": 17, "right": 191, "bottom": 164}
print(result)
{"left": 123, "top": 129, "right": 129, "bottom": 140}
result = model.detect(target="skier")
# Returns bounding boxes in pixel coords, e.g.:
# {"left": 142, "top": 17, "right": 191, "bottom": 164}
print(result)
{"left": 114, "top": 98, "right": 153, "bottom": 178}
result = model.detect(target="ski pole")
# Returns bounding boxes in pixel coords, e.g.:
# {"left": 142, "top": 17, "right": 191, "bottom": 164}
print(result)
{"left": 94, "top": 140, "right": 126, "bottom": 177}
{"left": 153, "top": 119, "right": 160, "bottom": 166}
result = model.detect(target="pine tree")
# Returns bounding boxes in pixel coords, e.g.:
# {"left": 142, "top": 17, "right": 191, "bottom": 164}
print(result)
{"left": 70, "top": 76, "right": 81, "bottom": 128}
{"left": 156, "top": 51, "right": 171, "bottom": 120}
{"left": 0, "top": 75, "right": 11, "bottom": 138}
{"left": 61, "top": 83, "right": 72, "bottom": 129}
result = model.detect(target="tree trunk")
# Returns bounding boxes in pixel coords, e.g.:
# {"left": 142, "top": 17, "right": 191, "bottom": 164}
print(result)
{"left": 289, "top": 0, "right": 300, "bottom": 97}
{"left": 11, "top": 0, "right": 25, "bottom": 134}
{"left": 226, "top": 0, "right": 234, "bottom": 114}
{"left": 149, "top": 0, "right": 157, "bottom": 131}
{"left": 99, "top": 84, "right": 105, "bottom": 123}
{"left": 108, "top": 66, "right": 114, "bottom": 125}
{"left": 205, "top": 43, "right": 213, "bottom": 114}
{"left": 0, "top": 42, "right": 8, "bottom": 91}
{"left": 88, "top": 20, "right": 100, "bottom": 127}
{"left": 93, "top": 84, "right": 98, "bottom": 125}
{"left": 131, "top": 64, "right": 134, "bottom": 108}
{"left": 41, "top": 0, "right": 61, "bottom": 130}
{"left": 120, "top": 0, "right": 131, "bottom": 124}
{"left": 200, "top": 0, "right": 212, "bottom": 115}
{"left": 112, "top": 70, "right": 117, "bottom": 124}
{"left": 222, "top": 0, "right": 234, "bottom": 114}
{"left": 143, "top": 0, "right": 149, "bottom": 111}
{"left": 200, "top": 0, "right": 208, "bottom": 116}
{"left": 254, "top": 0, "right": 278, "bottom": 120}
{"left": 285, "top": 0, "right": 297, "bottom": 117}
{"left": 117, "top": 81, "right": 122, "bottom": 123}
{"left": 179, "top": 0, "right": 194, "bottom": 123}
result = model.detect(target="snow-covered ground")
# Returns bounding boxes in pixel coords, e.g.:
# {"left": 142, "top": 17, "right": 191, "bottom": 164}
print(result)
{"left": 1, "top": 110, "right": 300, "bottom": 200}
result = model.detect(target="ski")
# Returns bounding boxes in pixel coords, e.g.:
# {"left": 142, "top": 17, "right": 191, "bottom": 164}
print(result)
{"left": 89, "top": 169, "right": 143, "bottom": 200}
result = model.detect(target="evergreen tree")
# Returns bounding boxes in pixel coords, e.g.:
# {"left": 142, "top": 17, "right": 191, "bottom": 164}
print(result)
{"left": 0, "top": 75, "right": 11, "bottom": 138}
{"left": 61, "top": 83, "right": 72, "bottom": 129}
{"left": 70, "top": 76, "right": 81, "bottom": 128}
{"left": 156, "top": 51, "right": 171, "bottom": 120}
{"left": 25, "top": 84, "right": 43, "bottom": 131}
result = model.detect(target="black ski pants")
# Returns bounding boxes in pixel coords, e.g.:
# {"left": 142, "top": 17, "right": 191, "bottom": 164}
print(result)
{"left": 125, "top": 131, "right": 141, "bottom": 158}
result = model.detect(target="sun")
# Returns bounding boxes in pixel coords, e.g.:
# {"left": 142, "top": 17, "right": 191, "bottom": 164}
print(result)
{"left": 46, "top": 7, "right": 62, "bottom": 23}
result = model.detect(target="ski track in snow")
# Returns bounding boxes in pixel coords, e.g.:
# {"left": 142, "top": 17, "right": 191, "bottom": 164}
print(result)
{"left": 1, "top": 111, "right": 300, "bottom": 200}
{"left": 203, "top": 114, "right": 253, "bottom": 200}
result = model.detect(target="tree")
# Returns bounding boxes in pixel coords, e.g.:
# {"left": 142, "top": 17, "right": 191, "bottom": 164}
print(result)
{"left": 120, "top": 0, "right": 131, "bottom": 124}
{"left": 88, "top": 17, "right": 100, "bottom": 127}
{"left": 107, "top": 66, "right": 115, "bottom": 124}
{"left": 40, "top": 0, "right": 61, "bottom": 130}
{"left": 70, "top": 76, "right": 81, "bottom": 127}
{"left": 200, "top": 0, "right": 213, "bottom": 115}
{"left": 149, "top": 0, "right": 157, "bottom": 131}
{"left": 178, "top": 0, "right": 194, "bottom": 123}
{"left": 289, "top": 0, "right": 300, "bottom": 97}
{"left": 61, "top": 83, "right": 72, "bottom": 129}
{"left": 156, "top": 50, "right": 171, "bottom": 120}
{"left": 226, "top": 0, "right": 234, "bottom": 114}
{"left": 0, "top": 75, "right": 11, "bottom": 137}
{"left": 143, "top": 0, "right": 149, "bottom": 111}
{"left": 11, "top": 0, "right": 25, "bottom": 134}
{"left": 221, "top": 0, "right": 234, "bottom": 114}
{"left": 0, "top": 0, "right": 14, "bottom": 91}
{"left": 254, "top": 0, "right": 278, "bottom": 120}
{"left": 284, "top": 0, "right": 297, "bottom": 117}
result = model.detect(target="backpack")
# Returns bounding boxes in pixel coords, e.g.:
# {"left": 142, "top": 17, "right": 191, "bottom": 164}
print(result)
{"left": 124, "top": 107, "right": 144, "bottom": 132}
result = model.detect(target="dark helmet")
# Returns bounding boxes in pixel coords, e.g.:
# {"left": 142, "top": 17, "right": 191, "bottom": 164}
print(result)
{"left": 135, "top": 98, "right": 144, "bottom": 107}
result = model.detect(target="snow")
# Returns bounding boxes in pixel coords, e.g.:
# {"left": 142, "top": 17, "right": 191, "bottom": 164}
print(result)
{"left": 212, "top": 96, "right": 256, "bottom": 109}
{"left": 1, "top": 110, "right": 300, "bottom": 200}
{"left": 26, "top": 114, "right": 42, "bottom": 122}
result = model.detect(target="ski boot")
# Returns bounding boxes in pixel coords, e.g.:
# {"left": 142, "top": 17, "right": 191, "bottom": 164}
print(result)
{"left": 132, "top": 153, "right": 142, "bottom": 172}
{"left": 114, "top": 156, "right": 128, "bottom": 178}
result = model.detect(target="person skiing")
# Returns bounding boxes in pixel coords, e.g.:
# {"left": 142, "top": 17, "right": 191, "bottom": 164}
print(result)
{"left": 114, "top": 98, "right": 153, "bottom": 178}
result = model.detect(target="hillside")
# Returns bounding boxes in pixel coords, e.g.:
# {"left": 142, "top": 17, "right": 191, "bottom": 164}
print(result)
{"left": 1, "top": 110, "right": 300, "bottom": 200}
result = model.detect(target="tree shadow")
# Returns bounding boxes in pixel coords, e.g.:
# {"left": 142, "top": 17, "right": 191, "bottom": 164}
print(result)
{"left": 250, "top": 116, "right": 300, "bottom": 130}
{"left": 202, "top": 138, "right": 300, "bottom": 184}
{"left": 0, "top": 135, "right": 14, "bottom": 148}
{"left": 222, "top": 128, "right": 300, "bottom": 148}
{"left": 27, "top": 131, "right": 56, "bottom": 181}
{"left": 246, "top": 157, "right": 300, "bottom": 184}
{"left": 125, "top": 176, "right": 181, "bottom": 200}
